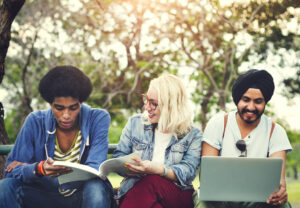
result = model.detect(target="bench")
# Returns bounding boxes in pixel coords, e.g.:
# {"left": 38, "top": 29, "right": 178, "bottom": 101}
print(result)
{"left": 0, "top": 144, "right": 118, "bottom": 156}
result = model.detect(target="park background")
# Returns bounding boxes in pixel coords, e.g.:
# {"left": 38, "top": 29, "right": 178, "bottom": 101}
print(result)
{"left": 0, "top": 0, "right": 299, "bottom": 206}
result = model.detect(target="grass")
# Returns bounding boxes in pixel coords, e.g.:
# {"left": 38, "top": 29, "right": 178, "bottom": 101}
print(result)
{"left": 108, "top": 174, "right": 300, "bottom": 206}
{"left": 107, "top": 173, "right": 123, "bottom": 188}
{"left": 286, "top": 179, "right": 300, "bottom": 206}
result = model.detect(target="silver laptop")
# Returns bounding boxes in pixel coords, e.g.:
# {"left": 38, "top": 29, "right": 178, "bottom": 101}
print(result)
{"left": 198, "top": 156, "right": 282, "bottom": 202}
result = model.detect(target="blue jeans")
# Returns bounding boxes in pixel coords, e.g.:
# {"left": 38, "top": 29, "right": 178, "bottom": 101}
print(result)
{"left": 0, "top": 178, "right": 23, "bottom": 208}
{"left": 0, "top": 178, "right": 115, "bottom": 208}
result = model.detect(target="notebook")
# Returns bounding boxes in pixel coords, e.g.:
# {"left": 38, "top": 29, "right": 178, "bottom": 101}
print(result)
{"left": 198, "top": 156, "right": 283, "bottom": 202}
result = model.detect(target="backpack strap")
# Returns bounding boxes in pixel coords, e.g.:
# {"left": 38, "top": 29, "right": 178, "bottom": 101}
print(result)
{"left": 267, "top": 121, "right": 275, "bottom": 157}
{"left": 222, "top": 113, "right": 228, "bottom": 139}
{"left": 269, "top": 121, "right": 275, "bottom": 141}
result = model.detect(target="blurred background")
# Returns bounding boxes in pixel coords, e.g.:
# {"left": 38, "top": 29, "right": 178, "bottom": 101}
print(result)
{"left": 0, "top": 0, "right": 299, "bottom": 206}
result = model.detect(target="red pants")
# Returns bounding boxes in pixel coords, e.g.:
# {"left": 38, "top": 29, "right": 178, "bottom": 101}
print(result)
{"left": 120, "top": 175, "right": 194, "bottom": 208}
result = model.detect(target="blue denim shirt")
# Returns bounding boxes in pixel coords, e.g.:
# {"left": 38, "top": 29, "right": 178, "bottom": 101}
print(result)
{"left": 113, "top": 114, "right": 202, "bottom": 199}
{"left": 5, "top": 104, "right": 110, "bottom": 191}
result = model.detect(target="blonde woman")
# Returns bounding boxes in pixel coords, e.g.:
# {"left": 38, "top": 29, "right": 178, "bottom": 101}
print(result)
{"left": 113, "top": 74, "right": 202, "bottom": 208}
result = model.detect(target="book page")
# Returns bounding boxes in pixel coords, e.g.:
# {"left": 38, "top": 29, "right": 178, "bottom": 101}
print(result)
{"left": 53, "top": 151, "right": 142, "bottom": 184}
{"left": 53, "top": 161, "right": 101, "bottom": 184}
{"left": 99, "top": 151, "right": 141, "bottom": 178}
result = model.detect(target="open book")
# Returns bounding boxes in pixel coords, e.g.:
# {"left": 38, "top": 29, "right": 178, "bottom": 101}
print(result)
{"left": 53, "top": 152, "right": 141, "bottom": 185}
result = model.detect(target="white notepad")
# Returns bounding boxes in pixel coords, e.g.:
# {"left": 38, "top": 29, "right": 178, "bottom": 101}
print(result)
{"left": 198, "top": 156, "right": 282, "bottom": 202}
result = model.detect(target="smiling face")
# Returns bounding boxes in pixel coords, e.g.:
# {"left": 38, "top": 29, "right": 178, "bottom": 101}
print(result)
{"left": 237, "top": 88, "right": 266, "bottom": 125}
{"left": 51, "top": 97, "right": 81, "bottom": 131}
{"left": 145, "top": 86, "right": 161, "bottom": 124}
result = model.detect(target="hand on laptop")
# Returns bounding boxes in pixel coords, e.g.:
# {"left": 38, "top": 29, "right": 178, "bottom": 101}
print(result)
{"left": 266, "top": 183, "right": 287, "bottom": 206}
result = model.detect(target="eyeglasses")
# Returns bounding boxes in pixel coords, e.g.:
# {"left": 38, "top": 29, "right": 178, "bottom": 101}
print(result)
{"left": 141, "top": 94, "right": 158, "bottom": 110}
{"left": 236, "top": 139, "right": 247, "bottom": 157}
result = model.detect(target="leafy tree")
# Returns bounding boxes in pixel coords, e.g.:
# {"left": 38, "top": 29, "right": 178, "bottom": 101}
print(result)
{"left": 41, "top": 0, "right": 172, "bottom": 120}
{"left": 2, "top": 0, "right": 170, "bottom": 140}
{"left": 283, "top": 70, "right": 300, "bottom": 98}
{"left": 149, "top": 0, "right": 299, "bottom": 129}
{"left": 2, "top": 0, "right": 69, "bottom": 140}
{"left": 250, "top": 0, "right": 300, "bottom": 99}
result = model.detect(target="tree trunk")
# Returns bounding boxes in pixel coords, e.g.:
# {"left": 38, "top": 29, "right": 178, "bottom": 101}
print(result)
{"left": 293, "top": 165, "right": 298, "bottom": 180}
{"left": 200, "top": 85, "right": 215, "bottom": 131}
{"left": 0, "top": 0, "right": 26, "bottom": 179}
{"left": 218, "top": 90, "right": 226, "bottom": 112}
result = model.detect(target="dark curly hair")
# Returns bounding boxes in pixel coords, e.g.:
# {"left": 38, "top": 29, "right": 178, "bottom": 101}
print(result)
{"left": 39, "top": 65, "right": 93, "bottom": 103}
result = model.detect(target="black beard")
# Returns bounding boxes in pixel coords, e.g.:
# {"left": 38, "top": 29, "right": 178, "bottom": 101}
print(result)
{"left": 238, "top": 108, "right": 264, "bottom": 124}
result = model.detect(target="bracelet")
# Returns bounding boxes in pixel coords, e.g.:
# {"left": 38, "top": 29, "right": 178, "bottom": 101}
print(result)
{"left": 34, "top": 163, "right": 41, "bottom": 177}
{"left": 34, "top": 162, "right": 43, "bottom": 177}
{"left": 161, "top": 167, "right": 168, "bottom": 177}
{"left": 38, "top": 161, "right": 46, "bottom": 176}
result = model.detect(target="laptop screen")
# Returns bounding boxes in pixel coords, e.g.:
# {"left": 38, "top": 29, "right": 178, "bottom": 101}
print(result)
{"left": 198, "top": 156, "right": 282, "bottom": 202}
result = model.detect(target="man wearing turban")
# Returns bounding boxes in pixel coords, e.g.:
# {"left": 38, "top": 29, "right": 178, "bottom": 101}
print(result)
{"left": 195, "top": 69, "right": 292, "bottom": 208}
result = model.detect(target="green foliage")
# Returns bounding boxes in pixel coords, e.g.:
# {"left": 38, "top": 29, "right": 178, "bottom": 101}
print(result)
{"left": 109, "top": 123, "right": 124, "bottom": 144}
{"left": 286, "top": 130, "right": 300, "bottom": 180}
{"left": 283, "top": 70, "right": 300, "bottom": 98}
{"left": 4, "top": 110, "right": 23, "bottom": 143}
{"left": 287, "top": 129, "right": 300, "bottom": 144}
{"left": 266, "top": 117, "right": 300, "bottom": 180}
{"left": 286, "top": 179, "right": 300, "bottom": 206}
{"left": 108, "top": 112, "right": 128, "bottom": 144}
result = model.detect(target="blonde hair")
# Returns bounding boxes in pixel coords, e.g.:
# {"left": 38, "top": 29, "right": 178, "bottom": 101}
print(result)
{"left": 145, "top": 74, "right": 194, "bottom": 136}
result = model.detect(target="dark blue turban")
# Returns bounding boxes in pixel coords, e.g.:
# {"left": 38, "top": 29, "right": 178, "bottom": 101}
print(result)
{"left": 232, "top": 69, "right": 275, "bottom": 105}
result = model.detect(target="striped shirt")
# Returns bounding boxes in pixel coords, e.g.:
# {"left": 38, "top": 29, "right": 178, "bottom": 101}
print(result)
{"left": 54, "top": 130, "right": 82, "bottom": 197}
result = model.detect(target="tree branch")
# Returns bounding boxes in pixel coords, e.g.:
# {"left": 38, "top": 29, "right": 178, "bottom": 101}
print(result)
{"left": 21, "top": 30, "right": 38, "bottom": 113}
{"left": 126, "top": 58, "right": 156, "bottom": 103}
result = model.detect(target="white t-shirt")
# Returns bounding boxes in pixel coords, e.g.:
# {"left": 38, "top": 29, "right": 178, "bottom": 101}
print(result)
{"left": 152, "top": 130, "right": 172, "bottom": 163}
{"left": 203, "top": 111, "right": 292, "bottom": 158}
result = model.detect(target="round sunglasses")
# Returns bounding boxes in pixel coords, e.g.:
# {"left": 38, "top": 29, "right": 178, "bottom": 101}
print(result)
{"left": 236, "top": 139, "right": 247, "bottom": 157}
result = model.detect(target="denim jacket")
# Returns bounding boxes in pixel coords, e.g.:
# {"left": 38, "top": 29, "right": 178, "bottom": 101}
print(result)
{"left": 5, "top": 104, "right": 110, "bottom": 191}
{"left": 113, "top": 114, "right": 202, "bottom": 199}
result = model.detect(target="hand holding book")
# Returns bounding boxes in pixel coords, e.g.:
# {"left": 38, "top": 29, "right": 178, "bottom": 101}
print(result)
{"left": 53, "top": 152, "right": 142, "bottom": 185}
